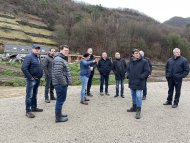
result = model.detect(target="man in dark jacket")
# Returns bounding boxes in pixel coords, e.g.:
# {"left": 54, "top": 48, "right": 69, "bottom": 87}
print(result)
{"left": 86, "top": 48, "right": 96, "bottom": 97}
{"left": 97, "top": 52, "right": 112, "bottom": 96}
{"left": 112, "top": 52, "right": 127, "bottom": 98}
{"left": 43, "top": 48, "right": 56, "bottom": 103}
{"left": 163, "top": 48, "right": 189, "bottom": 108}
{"left": 139, "top": 51, "right": 152, "bottom": 100}
{"left": 126, "top": 49, "right": 150, "bottom": 119}
{"left": 21, "top": 44, "right": 43, "bottom": 118}
{"left": 52, "top": 45, "right": 72, "bottom": 123}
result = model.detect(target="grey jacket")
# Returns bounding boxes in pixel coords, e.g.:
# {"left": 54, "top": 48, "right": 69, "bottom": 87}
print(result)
{"left": 43, "top": 54, "right": 54, "bottom": 77}
{"left": 52, "top": 53, "right": 72, "bottom": 86}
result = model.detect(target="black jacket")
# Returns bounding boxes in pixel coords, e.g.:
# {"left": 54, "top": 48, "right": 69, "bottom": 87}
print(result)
{"left": 112, "top": 58, "right": 127, "bottom": 80}
{"left": 166, "top": 56, "right": 189, "bottom": 80}
{"left": 43, "top": 54, "right": 54, "bottom": 78}
{"left": 144, "top": 57, "right": 152, "bottom": 75}
{"left": 88, "top": 54, "right": 97, "bottom": 75}
{"left": 127, "top": 57, "right": 150, "bottom": 90}
{"left": 98, "top": 58, "right": 112, "bottom": 76}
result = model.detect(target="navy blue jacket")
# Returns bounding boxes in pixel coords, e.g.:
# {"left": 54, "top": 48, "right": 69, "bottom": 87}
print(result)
{"left": 80, "top": 59, "right": 94, "bottom": 77}
{"left": 166, "top": 56, "right": 189, "bottom": 80}
{"left": 22, "top": 53, "right": 43, "bottom": 80}
{"left": 97, "top": 58, "right": 112, "bottom": 76}
{"left": 127, "top": 57, "right": 150, "bottom": 90}
{"left": 112, "top": 58, "right": 127, "bottom": 80}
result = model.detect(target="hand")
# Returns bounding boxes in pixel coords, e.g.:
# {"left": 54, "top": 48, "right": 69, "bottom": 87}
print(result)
{"left": 90, "top": 67, "right": 93, "bottom": 71}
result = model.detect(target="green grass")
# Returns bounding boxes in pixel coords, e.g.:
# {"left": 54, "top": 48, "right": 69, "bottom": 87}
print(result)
{"left": 0, "top": 29, "right": 30, "bottom": 40}
{"left": 0, "top": 17, "right": 18, "bottom": 24}
{"left": 0, "top": 22, "right": 21, "bottom": 30}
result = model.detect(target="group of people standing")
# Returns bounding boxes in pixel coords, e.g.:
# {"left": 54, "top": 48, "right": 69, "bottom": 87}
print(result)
{"left": 21, "top": 44, "right": 189, "bottom": 122}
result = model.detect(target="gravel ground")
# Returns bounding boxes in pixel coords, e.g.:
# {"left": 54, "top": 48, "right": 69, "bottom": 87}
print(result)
{"left": 1, "top": 82, "right": 190, "bottom": 143}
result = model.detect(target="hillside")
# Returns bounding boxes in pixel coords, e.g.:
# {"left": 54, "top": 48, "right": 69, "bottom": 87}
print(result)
{"left": 0, "top": 12, "right": 57, "bottom": 48}
{"left": 164, "top": 16, "right": 190, "bottom": 27}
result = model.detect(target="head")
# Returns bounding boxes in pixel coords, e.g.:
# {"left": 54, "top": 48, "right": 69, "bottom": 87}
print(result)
{"left": 49, "top": 48, "right": 56, "bottom": 56}
{"left": 132, "top": 49, "right": 140, "bottom": 59}
{"left": 102, "top": 52, "right": 107, "bottom": 59}
{"left": 115, "top": 52, "right": 120, "bottom": 59}
{"left": 139, "top": 50, "right": 144, "bottom": 57}
{"left": 83, "top": 53, "right": 90, "bottom": 60}
{"left": 60, "top": 45, "right": 69, "bottom": 57}
{"left": 32, "top": 44, "right": 41, "bottom": 56}
{"left": 87, "top": 48, "right": 93, "bottom": 55}
{"left": 173, "top": 48, "right": 181, "bottom": 58}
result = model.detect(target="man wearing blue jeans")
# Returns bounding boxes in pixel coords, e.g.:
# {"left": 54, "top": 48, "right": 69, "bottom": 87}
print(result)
{"left": 80, "top": 53, "right": 95, "bottom": 105}
{"left": 52, "top": 45, "right": 72, "bottom": 123}
{"left": 126, "top": 49, "right": 150, "bottom": 119}
{"left": 22, "top": 44, "right": 43, "bottom": 118}
{"left": 112, "top": 52, "right": 127, "bottom": 98}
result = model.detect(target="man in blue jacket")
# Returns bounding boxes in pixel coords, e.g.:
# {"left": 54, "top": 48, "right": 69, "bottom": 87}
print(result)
{"left": 97, "top": 52, "right": 112, "bottom": 96}
{"left": 163, "top": 48, "right": 189, "bottom": 108}
{"left": 22, "top": 44, "right": 43, "bottom": 118}
{"left": 127, "top": 49, "right": 150, "bottom": 119}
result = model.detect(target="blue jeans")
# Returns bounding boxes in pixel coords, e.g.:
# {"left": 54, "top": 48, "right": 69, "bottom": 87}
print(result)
{"left": 25, "top": 79, "right": 40, "bottom": 112}
{"left": 80, "top": 76, "right": 89, "bottom": 101}
{"left": 44, "top": 76, "right": 54, "bottom": 100}
{"left": 130, "top": 89, "right": 143, "bottom": 107}
{"left": 116, "top": 79, "right": 124, "bottom": 96}
{"left": 100, "top": 75, "right": 109, "bottom": 93}
{"left": 54, "top": 85, "right": 68, "bottom": 113}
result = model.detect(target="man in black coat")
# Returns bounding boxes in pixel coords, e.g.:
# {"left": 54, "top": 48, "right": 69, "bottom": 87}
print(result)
{"left": 112, "top": 52, "right": 127, "bottom": 98}
{"left": 97, "top": 52, "right": 112, "bottom": 96}
{"left": 139, "top": 51, "right": 152, "bottom": 100}
{"left": 163, "top": 48, "right": 189, "bottom": 108}
{"left": 86, "top": 48, "right": 97, "bottom": 97}
{"left": 126, "top": 49, "right": 150, "bottom": 119}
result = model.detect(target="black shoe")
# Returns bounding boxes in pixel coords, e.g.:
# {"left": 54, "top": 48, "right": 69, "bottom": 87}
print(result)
{"left": 135, "top": 107, "right": 141, "bottom": 119}
{"left": 105, "top": 93, "right": 110, "bottom": 96}
{"left": 121, "top": 95, "right": 125, "bottom": 98}
{"left": 87, "top": 93, "right": 93, "bottom": 97}
{"left": 163, "top": 101, "right": 172, "bottom": 105}
{"left": 55, "top": 112, "right": 68, "bottom": 123}
{"left": 172, "top": 104, "right": 178, "bottom": 108}
{"left": 32, "top": 108, "right": 43, "bottom": 112}
{"left": 26, "top": 112, "right": 35, "bottom": 118}
{"left": 114, "top": 95, "right": 119, "bottom": 98}
{"left": 127, "top": 104, "right": 137, "bottom": 112}
{"left": 45, "top": 99, "right": 50, "bottom": 103}
{"left": 142, "top": 96, "right": 146, "bottom": 100}
{"left": 50, "top": 95, "right": 56, "bottom": 100}
{"left": 61, "top": 113, "right": 68, "bottom": 117}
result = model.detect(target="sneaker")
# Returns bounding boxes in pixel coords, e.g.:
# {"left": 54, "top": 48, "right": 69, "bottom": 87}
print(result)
{"left": 45, "top": 99, "right": 50, "bottom": 103}
{"left": 31, "top": 108, "right": 43, "bottom": 112}
{"left": 100, "top": 92, "right": 104, "bottom": 96}
{"left": 80, "top": 101, "right": 88, "bottom": 105}
{"left": 26, "top": 112, "right": 35, "bottom": 118}
{"left": 142, "top": 96, "right": 146, "bottom": 100}
{"left": 163, "top": 101, "right": 172, "bottom": 105}
{"left": 84, "top": 98, "right": 90, "bottom": 101}
{"left": 87, "top": 93, "right": 93, "bottom": 97}
{"left": 172, "top": 104, "right": 178, "bottom": 108}
{"left": 105, "top": 93, "right": 110, "bottom": 96}
{"left": 114, "top": 95, "right": 119, "bottom": 98}
{"left": 121, "top": 95, "right": 125, "bottom": 98}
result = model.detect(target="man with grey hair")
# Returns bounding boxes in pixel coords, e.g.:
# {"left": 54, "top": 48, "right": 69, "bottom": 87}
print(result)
{"left": 139, "top": 50, "right": 152, "bottom": 100}
{"left": 163, "top": 48, "right": 189, "bottom": 108}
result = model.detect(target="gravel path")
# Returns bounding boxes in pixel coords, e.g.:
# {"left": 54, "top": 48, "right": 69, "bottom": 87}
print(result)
{"left": 1, "top": 82, "right": 190, "bottom": 143}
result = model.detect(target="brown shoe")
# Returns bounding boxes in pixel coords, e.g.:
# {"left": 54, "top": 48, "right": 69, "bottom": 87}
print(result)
{"left": 26, "top": 112, "right": 35, "bottom": 118}
{"left": 80, "top": 101, "right": 88, "bottom": 105}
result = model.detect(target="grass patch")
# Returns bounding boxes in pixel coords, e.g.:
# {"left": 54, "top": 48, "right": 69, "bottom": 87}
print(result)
{"left": 0, "top": 17, "right": 18, "bottom": 24}
{"left": 28, "top": 35, "right": 56, "bottom": 45}
{"left": 0, "top": 29, "right": 30, "bottom": 40}
{"left": 0, "top": 22, "right": 21, "bottom": 30}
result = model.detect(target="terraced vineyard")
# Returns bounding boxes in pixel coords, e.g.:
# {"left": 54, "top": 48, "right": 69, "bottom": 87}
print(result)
{"left": 0, "top": 12, "right": 57, "bottom": 47}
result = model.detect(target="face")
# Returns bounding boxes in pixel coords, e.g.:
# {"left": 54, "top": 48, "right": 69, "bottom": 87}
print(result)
{"left": 50, "top": 48, "right": 56, "bottom": 56}
{"left": 61, "top": 47, "right": 69, "bottom": 56}
{"left": 87, "top": 48, "right": 93, "bottom": 54}
{"left": 133, "top": 51, "right": 140, "bottom": 59}
{"left": 102, "top": 52, "right": 107, "bottom": 59}
{"left": 86, "top": 55, "right": 90, "bottom": 60}
{"left": 173, "top": 49, "right": 181, "bottom": 57}
{"left": 115, "top": 53, "right": 120, "bottom": 59}
{"left": 32, "top": 48, "right": 41, "bottom": 55}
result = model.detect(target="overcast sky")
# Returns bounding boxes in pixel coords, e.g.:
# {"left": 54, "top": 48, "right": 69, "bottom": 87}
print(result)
{"left": 75, "top": 0, "right": 190, "bottom": 22}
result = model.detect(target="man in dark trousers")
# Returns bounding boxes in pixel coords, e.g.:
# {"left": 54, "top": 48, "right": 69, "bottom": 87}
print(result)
{"left": 97, "top": 52, "right": 112, "bottom": 96}
{"left": 163, "top": 48, "right": 189, "bottom": 108}
{"left": 126, "top": 49, "right": 150, "bottom": 119}
{"left": 86, "top": 48, "right": 96, "bottom": 97}
{"left": 139, "top": 50, "right": 152, "bottom": 100}
{"left": 43, "top": 48, "right": 56, "bottom": 103}
{"left": 112, "top": 52, "right": 127, "bottom": 98}
{"left": 52, "top": 45, "right": 72, "bottom": 123}
{"left": 22, "top": 44, "right": 43, "bottom": 118}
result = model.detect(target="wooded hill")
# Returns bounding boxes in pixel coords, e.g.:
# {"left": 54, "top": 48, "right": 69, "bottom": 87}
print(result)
{"left": 0, "top": 0, "right": 190, "bottom": 61}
